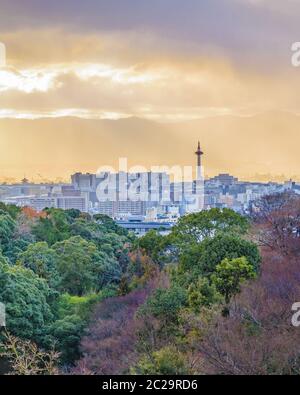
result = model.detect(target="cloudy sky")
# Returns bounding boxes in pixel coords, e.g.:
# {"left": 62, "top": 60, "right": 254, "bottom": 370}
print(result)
{"left": 0, "top": 0, "right": 299, "bottom": 180}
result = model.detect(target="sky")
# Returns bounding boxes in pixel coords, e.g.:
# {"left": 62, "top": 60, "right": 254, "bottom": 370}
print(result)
{"left": 0, "top": 0, "right": 299, "bottom": 181}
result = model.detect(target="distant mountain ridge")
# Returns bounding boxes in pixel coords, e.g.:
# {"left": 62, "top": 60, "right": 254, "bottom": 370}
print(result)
{"left": 0, "top": 111, "right": 299, "bottom": 181}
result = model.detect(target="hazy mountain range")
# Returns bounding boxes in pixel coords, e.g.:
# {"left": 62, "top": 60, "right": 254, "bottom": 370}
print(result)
{"left": 0, "top": 111, "right": 299, "bottom": 182}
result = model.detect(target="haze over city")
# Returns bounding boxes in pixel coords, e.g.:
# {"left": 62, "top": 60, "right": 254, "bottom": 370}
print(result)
{"left": 0, "top": 0, "right": 300, "bottom": 181}
{"left": 2, "top": 1, "right": 300, "bottom": 380}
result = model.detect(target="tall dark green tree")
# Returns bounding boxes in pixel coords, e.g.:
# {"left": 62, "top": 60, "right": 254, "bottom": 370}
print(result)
{"left": 212, "top": 257, "right": 256, "bottom": 304}
{"left": 17, "top": 242, "right": 61, "bottom": 289}
{"left": 179, "top": 233, "right": 261, "bottom": 280}
{"left": 0, "top": 256, "right": 53, "bottom": 341}
{"left": 53, "top": 236, "right": 121, "bottom": 296}
{"left": 0, "top": 210, "right": 16, "bottom": 256}
{"left": 32, "top": 208, "right": 71, "bottom": 245}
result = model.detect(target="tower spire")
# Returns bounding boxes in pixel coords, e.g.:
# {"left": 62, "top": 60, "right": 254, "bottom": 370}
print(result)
{"left": 195, "top": 141, "right": 204, "bottom": 168}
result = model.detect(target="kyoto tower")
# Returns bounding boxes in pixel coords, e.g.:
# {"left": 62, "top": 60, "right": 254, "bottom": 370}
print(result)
{"left": 195, "top": 141, "right": 204, "bottom": 180}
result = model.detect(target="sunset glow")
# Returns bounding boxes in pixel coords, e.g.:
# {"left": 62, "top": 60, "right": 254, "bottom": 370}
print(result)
{"left": 0, "top": 0, "right": 299, "bottom": 181}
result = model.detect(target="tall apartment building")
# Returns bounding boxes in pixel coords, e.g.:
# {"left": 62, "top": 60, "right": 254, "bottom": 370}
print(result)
{"left": 72, "top": 171, "right": 171, "bottom": 217}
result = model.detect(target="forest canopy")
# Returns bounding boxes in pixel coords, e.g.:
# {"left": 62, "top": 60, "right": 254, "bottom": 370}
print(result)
{"left": 1, "top": 195, "right": 299, "bottom": 375}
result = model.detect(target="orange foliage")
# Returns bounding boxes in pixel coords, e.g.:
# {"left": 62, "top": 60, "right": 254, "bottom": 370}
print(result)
{"left": 21, "top": 206, "right": 47, "bottom": 219}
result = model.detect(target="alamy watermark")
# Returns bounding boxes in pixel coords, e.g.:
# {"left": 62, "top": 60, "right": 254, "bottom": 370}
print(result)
{"left": 291, "top": 42, "right": 300, "bottom": 67}
{"left": 0, "top": 302, "right": 6, "bottom": 327}
{"left": 95, "top": 158, "right": 205, "bottom": 213}
{"left": 0, "top": 42, "right": 6, "bottom": 68}
{"left": 291, "top": 302, "right": 300, "bottom": 327}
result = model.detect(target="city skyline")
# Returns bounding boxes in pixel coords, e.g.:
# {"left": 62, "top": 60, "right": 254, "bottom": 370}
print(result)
{"left": 1, "top": 1, "right": 300, "bottom": 379}
{"left": 1, "top": 152, "right": 298, "bottom": 225}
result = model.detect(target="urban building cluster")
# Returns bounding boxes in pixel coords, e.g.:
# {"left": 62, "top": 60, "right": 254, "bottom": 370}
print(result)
{"left": 1, "top": 144, "right": 299, "bottom": 235}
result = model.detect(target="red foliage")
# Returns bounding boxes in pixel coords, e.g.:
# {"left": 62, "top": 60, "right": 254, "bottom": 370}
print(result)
{"left": 22, "top": 206, "right": 46, "bottom": 219}
{"left": 252, "top": 192, "right": 300, "bottom": 257}
{"left": 73, "top": 286, "right": 154, "bottom": 375}
{"left": 198, "top": 250, "right": 300, "bottom": 375}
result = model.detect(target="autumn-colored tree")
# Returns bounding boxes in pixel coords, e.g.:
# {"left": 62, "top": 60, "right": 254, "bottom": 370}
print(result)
{"left": 73, "top": 287, "right": 154, "bottom": 375}
{"left": 128, "top": 250, "right": 160, "bottom": 289}
{"left": 197, "top": 252, "right": 300, "bottom": 375}
{"left": 0, "top": 331, "right": 59, "bottom": 375}
{"left": 22, "top": 206, "right": 47, "bottom": 219}
{"left": 252, "top": 192, "right": 300, "bottom": 257}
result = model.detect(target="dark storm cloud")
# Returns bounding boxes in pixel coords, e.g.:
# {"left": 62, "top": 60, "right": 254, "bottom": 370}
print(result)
{"left": 0, "top": 0, "right": 298, "bottom": 66}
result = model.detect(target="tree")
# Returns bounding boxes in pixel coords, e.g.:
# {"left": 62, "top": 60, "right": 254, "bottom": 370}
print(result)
{"left": 127, "top": 250, "right": 159, "bottom": 289}
{"left": 32, "top": 208, "right": 71, "bottom": 245}
{"left": 48, "top": 315, "right": 85, "bottom": 363}
{"left": 252, "top": 192, "right": 300, "bottom": 257}
{"left": 212, "top": 257, "right": 256, "bottom": 304}
{"left": 0, "top": 331, "right": 59, "bottom": 375}
{"left": 64, "top": 209, "right": 82, "bottom": 221}
{"left": 73, "top": 288, "right": 152, "bottom": 375}
{"left": 70, "top": 217, "right": 131, "bottom": 273}
{"left": 188, "top": 277, "right": 221, "bottom": 312}
{"left": 49, "top": 289, "right": 117, "bottom": 364}
{"left": 7, "top": 210, "right": 36, "bottom": 264}
{"left": 135, "top": 230, "right": 164, "bottom": 264}
{"left": 17, "top": 242, "right": 61, "bottom": 289}
{"left": 53, "top": 236, "right": 121, "bottom": 296}
{"left": 0, "top": 257, "right": 53, "bottom": 341}
{"left": 0, "top": 203, "right": 21, "bottom": 220}
{"left": 133, "top": 346, "right": 189, "bottom": 375}
{"left": 172, "top": 208, "right": 249, "bottom": 244}
{"left": 139, "top": 286, "right": 187, "bottom": 323}
{"left": 197, "top": 251, "right": 300, "bottom": 375}
{"left": 93, "top": 214, "right": 129, "bottom": 237}
{"left": 179, "top": 233, "right": 261, "bottom": 280}
{"left": 0, "top": 251, "right": 9, "bottom": 266}
{"left": 0, "top": 210, "right": 16, "bottom": 256}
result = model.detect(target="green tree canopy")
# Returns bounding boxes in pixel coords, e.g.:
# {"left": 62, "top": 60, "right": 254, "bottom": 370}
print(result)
{"left": 0, "top": 211, "right": 16, "bottom": 256}
{"left": 93, "top": 214, "right": 129, "bottom": 236}
{"left": 32, "top": 208, "right": 71, "bottom": 245}
{"left": 53, "top": 236, "right": 121, "bottom": 296}
{"left": 0, "top": 257, "right": 53, "bottom": 341}
{"left": 48, "top": 314, "right": 85, "bottom": 363}
{"left": 188, "top": 277, "right": 221, "bottom": 312}
{"left": 172, "top": 208, "right": 249, "bottom": 244}
{"left": 179, "top": 233, "right": 261, "bottom": 280}
{"left": 212, "top": 257, "right": 256, "bottom": 304}
{"left": 0, "top": 203, "right": 21, "bottom": 219}
{"left": 135, "top": 230, "right": 165, "bottom": 264}
{"left": 133, "top": 346, "right": 189, "bottom": 375}
{"left": 139, "top": 286, "right": 187, "bottom": 322}
{"left": 17, "top": 242, "right": 61, "bottom": 289}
